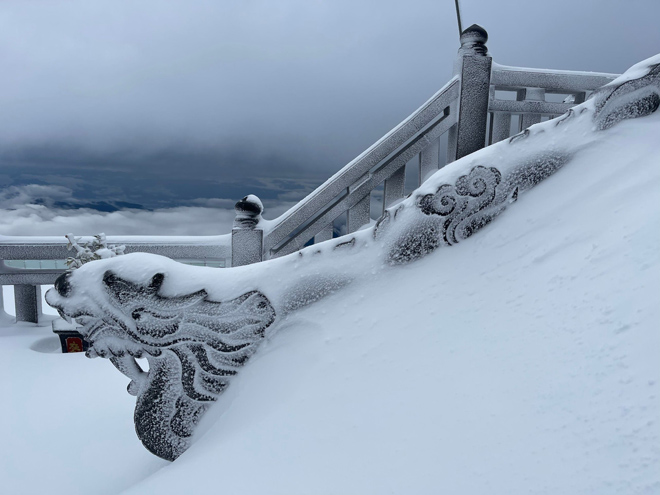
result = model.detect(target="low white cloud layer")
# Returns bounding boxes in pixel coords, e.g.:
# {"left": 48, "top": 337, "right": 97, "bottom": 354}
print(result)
{"left": 0, "top": 184, "right": 297, "bottom": 236}
{"left": 0, "top": 204, "right": 235, "bottom": 236}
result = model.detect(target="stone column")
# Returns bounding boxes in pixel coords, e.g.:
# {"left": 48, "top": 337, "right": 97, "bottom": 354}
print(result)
{"left": 231, "top": 195, "right": 264, "bottom": 267}
{"left": 447, "top": 24, "right": 492, "bottom": 162}
{"left": 15, "top": 284, "right": 42, "bottom": 323}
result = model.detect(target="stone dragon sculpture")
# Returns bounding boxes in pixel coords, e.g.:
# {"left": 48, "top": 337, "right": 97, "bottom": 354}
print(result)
{"left": 45, "top": 56, "right": 660, "bottom": 461}
{"left": 51, "top": 269, "right": 275, "bottom": 461}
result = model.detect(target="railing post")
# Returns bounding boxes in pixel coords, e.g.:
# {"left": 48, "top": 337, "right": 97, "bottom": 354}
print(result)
{"left": 520, "top": 87, "right": 545, "bottom": 129}
{"left": 0, "top": 285, "right": 7, "bottom": 320}
{"left": 15, "top": 284, "right": 42, "bottom": 323}
{"left": 448, "top": 24, "right": 492, "bottom": 162}
{"left": 231, "top": 195, "right": 264, "bottom": 267}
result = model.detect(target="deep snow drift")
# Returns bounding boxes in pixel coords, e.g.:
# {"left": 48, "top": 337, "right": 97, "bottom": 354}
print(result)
{"left": 123, "top": 108, "right": 660, "bottom": 494}
{"left": 2, "top": 75, "right": 660, "bottom": 494}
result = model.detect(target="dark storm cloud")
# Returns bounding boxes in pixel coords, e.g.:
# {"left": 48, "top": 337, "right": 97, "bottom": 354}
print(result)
{"left": 0, "top": 0, "right": 658, "bottom": 202}
{"left": 0, "top": 0, "right": 453, "bottom": 176}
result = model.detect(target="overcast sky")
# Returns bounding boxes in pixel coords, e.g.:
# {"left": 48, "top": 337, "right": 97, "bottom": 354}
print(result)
{"left": 0, "top": 0, "right": 659, "bottom": 233}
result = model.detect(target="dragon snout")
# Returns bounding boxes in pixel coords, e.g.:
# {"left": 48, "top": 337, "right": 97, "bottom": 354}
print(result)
{"left": 54, "top": 272, "right": 72, "bottom": 297}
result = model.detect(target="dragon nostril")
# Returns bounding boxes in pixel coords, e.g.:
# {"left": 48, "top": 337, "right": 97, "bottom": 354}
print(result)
{"left": 54, "top": 272, "right": 72, "bottom": 297}
{"left": 103, "top": 270, "right": 117, "bottom": 286}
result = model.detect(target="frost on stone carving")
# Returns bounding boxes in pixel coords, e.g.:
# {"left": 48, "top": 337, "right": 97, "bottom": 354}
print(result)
{"left": 48, "top": 271, "right": 275, "bottom": 461}
{"left": 378, "top": 153, "right": 569, "bottom": 264}
{"left": 592, "top": 62, "right": 660, "bottom": 130}
{"left": 44, "top": 54, "right": 660, "bottom": 463}
{"left": 375, "top": 57, "right": 660, "bottom": 264}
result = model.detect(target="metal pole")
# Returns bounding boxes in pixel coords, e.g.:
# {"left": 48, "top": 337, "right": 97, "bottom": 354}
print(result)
{"left": 454, "top": 0, "right": 463, "bottom": 36}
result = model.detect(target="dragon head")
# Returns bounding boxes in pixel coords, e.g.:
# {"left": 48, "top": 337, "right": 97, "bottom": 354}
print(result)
{"left": 46, "top": 262, "right": 275, "bottom": 461}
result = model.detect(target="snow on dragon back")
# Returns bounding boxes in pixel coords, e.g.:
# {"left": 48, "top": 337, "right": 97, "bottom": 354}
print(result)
{"left": 45, "top": 54, "right": 660, "bottom": 461}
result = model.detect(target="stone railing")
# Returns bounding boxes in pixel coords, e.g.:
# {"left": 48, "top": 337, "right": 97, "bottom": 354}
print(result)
{"left": 234, "top": 24, "right": 619, "bottom": 265}
{"left": 44, "top": 54, "right": 660, "bottom": 460}
{"left": 0, "top": 235, "right": 230, "bottom": 322}
{"left": 0, "top": 23, "right": 620, "bottom": 320}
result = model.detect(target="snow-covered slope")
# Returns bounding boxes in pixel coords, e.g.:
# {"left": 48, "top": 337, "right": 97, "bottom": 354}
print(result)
{"left": 2, "top": 75, "right": 660, "bottom": 494}
{"left": 119, "top": 109, "right": 660, "bottom": 494}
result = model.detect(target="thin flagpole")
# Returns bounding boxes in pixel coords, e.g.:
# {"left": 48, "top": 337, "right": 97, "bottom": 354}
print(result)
{"left": 454, "top": 0, "right": 463, "bottom": 37}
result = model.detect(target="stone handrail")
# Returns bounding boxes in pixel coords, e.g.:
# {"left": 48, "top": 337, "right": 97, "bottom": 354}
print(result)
{"left": 0, "top": 24, "right": 624, "bottom": 321}
{"left": 263, "top": 77, "right": 460, "bottom": 259}
{"left": 232, "top": 24, "right": 621, "bottom": 265}
{"left": 44, "top": 54, "right": 660, "bottom": 461}
{"left": 0, "top": 235, "right": 230, "bottom": 322}
{"left": 487, "top": 64, "right": 619, "bottom": 143}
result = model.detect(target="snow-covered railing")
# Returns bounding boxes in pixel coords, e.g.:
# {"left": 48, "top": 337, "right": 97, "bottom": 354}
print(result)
{"left": 488, "top": 65, "right": 618, "bottom": 143}
{"left": 261, "top": 77, "right": 460, "bottom": 260}
{"left": 235, "top": 24, "right": 620, "bottom": 264}
{"left": 44, "top": 54, "right": 660, "bottom": 460}
{"left": 0, "top": 23, "right": 622, "bottom": 321}
{"left": 0, "top": 235, "right": 230, "bottom": 322}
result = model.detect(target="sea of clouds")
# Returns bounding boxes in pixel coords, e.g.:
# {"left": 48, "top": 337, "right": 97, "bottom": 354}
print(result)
{"left": 0, "top": 181, "right": 390, "bottom": 238}
{"left": 0, "top": 184, "right": 299, "bottom": 237}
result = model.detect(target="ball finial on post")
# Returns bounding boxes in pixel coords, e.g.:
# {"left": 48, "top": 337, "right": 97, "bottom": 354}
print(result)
{"left": 231, "top": 194, "right": 264, "bottom": 266}
{"left": 233, "top": 194, "right": 263, "bottom": 229}
{"left": 459, "top": 24, "right": 489, "bottom": 56}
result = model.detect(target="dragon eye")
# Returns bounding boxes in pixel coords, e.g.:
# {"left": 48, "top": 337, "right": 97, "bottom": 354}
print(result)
{"left": 54, "top": 272, "right": 72, "bottom": 297}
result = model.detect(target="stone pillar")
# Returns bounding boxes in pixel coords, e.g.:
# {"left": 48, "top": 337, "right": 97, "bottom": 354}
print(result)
{"left": 15, "top": 284, "right": 42, "bottom": 323}
{"left": 448, "top": 24, "right": 492, "bottom": 162}
{"left": 0, "top": 285, "right": 8, "bottom": 320}
{"left": 231, "top": 195, "right": 264, "bottom": 267}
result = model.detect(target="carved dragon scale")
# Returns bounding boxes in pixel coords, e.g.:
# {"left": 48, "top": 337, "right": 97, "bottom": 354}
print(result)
{"left": 46, "top": 59, "right": 660, "bottom": 461}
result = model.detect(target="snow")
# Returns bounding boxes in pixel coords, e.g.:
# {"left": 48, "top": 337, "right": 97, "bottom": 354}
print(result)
{"left": 0, "top": 233, "right": 231, "bottom": 246}
{"left": 604, "top": 54, "right": 660, "bottom": 87}
{"left": 126, "top": 107, "right": 660, "bottom": 494}
{"left": 492, "top": 61, "right": 619, "bottom": 79}
{"left": 0, "top": 321, "right": 168, "bottom": 495}
{"left": 1, "top": 60, "right": 660, "bottom": 493}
